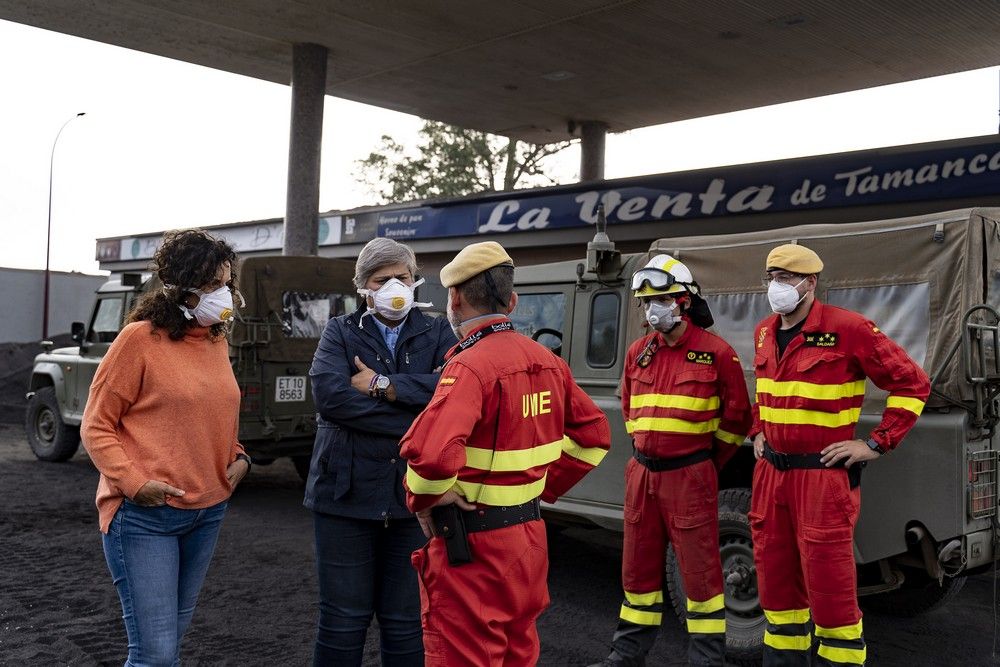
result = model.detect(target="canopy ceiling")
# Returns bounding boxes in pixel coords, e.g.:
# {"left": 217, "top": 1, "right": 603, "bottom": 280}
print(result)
{"left": 3, "top": 1, "right": 999, "bottom": 143}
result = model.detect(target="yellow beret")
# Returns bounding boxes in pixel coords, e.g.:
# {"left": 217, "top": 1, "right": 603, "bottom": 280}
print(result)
{"left": 440, "top": 241, "right": 514, "bottom": 288}
{"left": 765, "top": 244, "right": 823, "bottom": 274}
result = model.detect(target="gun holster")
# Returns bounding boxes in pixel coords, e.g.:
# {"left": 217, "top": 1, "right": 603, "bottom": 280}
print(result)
{"left": 431, "top": 504, "right": 472, "bottom": 566}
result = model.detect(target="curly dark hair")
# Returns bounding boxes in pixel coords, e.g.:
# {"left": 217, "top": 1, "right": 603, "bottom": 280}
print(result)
{"left": 127, "top": 229, "right": 239, "bottom": 341}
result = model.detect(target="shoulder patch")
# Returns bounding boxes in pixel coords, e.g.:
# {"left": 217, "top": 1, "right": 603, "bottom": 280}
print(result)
{"left": 439, "top": 377, "right": 457, "bottom": 386}
{"left": 636, "top": 337, "right": 659, "bottom": 368}
{"left": 686, "top": 350, "right": 715, "bottom": 365}
{"left": 803, "top": 332, "right": 838, "bottom": 348}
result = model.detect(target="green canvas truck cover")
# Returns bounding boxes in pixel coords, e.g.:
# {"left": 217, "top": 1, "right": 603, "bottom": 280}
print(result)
{"left": 625, "top": 207, "right": 1000, "bottom": 409}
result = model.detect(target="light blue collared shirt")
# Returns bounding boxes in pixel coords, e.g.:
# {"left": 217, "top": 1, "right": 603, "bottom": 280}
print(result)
{"left": 373, "top": 317, "right": 403, "bottom": 354}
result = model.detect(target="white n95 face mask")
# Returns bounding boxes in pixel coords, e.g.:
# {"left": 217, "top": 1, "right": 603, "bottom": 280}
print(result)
{"left": 645, "top": 301, "right": 682, "bottom": 333}
{"left": 767, "top": 278, "right": 807, "bottom": 314}
{"left": 358, "top": 277, "right": 433, "bottom": 327}
{"left": 171, "top": 284, "right": 243, "bottom": 326}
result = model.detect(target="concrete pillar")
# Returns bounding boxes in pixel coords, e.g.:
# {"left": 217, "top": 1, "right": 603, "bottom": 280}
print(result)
{"left": 283, "top": 43, "right": 328, "bottom": 256}
{"left": 579, "top": 121, "right": 608, "bottom": 181}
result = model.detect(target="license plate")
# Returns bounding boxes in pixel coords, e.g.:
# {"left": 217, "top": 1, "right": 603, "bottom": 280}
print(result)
{"left": 275, "top": 376, "right": 307, "bottom": 402}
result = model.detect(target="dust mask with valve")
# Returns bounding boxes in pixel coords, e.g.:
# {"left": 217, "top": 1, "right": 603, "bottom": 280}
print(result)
{"left": 357, "top": 278, "right": 433, "bottom": 327}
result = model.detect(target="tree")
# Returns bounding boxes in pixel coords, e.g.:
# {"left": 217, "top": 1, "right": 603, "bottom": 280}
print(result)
{"left": 357, "top": 120, "right": 573, "bottom": 203}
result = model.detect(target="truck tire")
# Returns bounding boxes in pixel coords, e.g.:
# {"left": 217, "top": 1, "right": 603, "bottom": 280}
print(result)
{"left": 666, "top": 502, "right": 763, "bottom": 666}
{"left": 25, "top": 387, "right": 81, "bottom": 462}
{"left": 718, "top": 487, "right": 751, "bottom": 515}
{"left": 861, "top": 569, "right": 967, "bottom": 617}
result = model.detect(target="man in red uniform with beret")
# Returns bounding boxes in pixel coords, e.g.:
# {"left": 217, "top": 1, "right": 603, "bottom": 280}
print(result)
{"left": 749, "top": 244, "right": 930, "bottom": 666}
{"left": 400, "top": 241, "right": 611, "bottom": 666}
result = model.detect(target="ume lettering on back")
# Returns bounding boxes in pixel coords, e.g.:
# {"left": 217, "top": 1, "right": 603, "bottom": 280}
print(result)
{"left": 522, "top": 390, "right": 552, "bottom": 418}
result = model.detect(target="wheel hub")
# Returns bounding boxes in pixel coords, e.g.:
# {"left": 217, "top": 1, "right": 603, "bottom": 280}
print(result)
{"left": 36, "top": 408, "right": 56, "bottom": 443}
{"left": 721, "top": 533, "right": 759, "bottom": 616}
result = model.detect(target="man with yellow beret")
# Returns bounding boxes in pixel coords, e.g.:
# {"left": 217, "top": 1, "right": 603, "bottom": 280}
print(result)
{"left": 748, "top": 243, "right": 930, "bottom": 666}
{"left": 400, "top": 241, "right": 611, "bottom": 666}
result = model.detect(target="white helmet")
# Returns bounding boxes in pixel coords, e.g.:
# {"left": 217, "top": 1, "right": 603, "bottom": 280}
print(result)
{"left": 631, "top": 254, "right": 695, "bottom": 297}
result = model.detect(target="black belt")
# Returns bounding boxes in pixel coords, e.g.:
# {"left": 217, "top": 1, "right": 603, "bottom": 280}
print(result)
{"left": 431, "top": 498, "right": 542, "bottom": 567}
{"left": 762, "top": 442, "right": 865, "bottom": 488}
{"left": 633, "top": 448, "right": 711, "bottom": 472}
{"left": 460, "top": 498, "right": 542, "bottom": 533}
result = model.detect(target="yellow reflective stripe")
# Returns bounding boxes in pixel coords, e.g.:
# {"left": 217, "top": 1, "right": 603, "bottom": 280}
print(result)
{"left": 561, "top": 436, "right": 608, "bottom": 467}
{"left": 661, "top": 258, "right": 680, "bottom": 272}
{"left": 630, "top": 393, "right": 720, "bottom": 411}
{"left": 815, "top": 620, "right": 863, "bottom": 641}
{"left": 619, "top": 605, "right": 661, "bottom": 626}
{"left": 715, "top": 429, "right": 745, "bottom": 445}
{"left": 687, "top": 618, "right": 726, "bottom": 634}
{"left": 625, "top": 417, "right": 721, "bottom": 434}
{"left": 625, "top": 590, "right": 663, "bottom": 606}
{"left": 687, "top": 593, "right": 725, "bottom": 613}
{"left": 764, "top": 631, "right": 812, "bottom": 651}
{"left": 758, "top": 405, "right": 860, "bottom": 428}
{"left": 405, "top": 467, "right": 457, "bottom": 496}
{"left": 455, "top": 476, "right": 545, "bottom": 505}
{"left": 756, "top": 378, "right": 866, "bottom": 400}
{"left": 817, "top": 644, "right": 867, "bottom": 664}
{"left": 886, "top": 395, "right": 925, "bottom": 416}
{"left": 765, "top": 608, "right": 811, "bottom": 625}
{"left": 465, "top": 440, "right": 562, "bottom": 472}
{"left": 625, "top": 420, "right": 636, "bottom": 434}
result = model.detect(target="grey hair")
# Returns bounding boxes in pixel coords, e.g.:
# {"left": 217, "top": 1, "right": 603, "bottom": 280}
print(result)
{"left": 353, "top": 237, "right": 419, "bottom": 288}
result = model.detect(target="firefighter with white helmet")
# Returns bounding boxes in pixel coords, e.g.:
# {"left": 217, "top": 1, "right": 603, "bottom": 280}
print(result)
{"left": 591, "top": 254, "right": 752, "bottom": 667}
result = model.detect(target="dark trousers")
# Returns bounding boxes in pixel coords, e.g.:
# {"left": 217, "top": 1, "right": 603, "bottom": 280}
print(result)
{"left": 313, "top": 512, "right": 425, "bottom": 667}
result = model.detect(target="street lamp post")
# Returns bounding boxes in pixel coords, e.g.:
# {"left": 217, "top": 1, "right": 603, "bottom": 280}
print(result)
{"left": 43, "top": 112, "right": 85, "bottom": 340}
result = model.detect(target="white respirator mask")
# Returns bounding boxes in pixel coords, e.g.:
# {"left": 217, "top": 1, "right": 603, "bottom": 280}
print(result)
{"left": 168, "top": 284, "right": 244, "bottom": 326}
{"left": 645, "top": 301, "right": 682, "bottom": 333}
{"left": 767, "top": 278, "right": 808, "bottom": 315}
{"left": 358, "top": 277, "right": 433, "bottom": 327}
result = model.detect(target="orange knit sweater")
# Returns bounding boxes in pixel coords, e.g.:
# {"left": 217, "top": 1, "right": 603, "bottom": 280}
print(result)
{"left": 81, "top": 321, "right": 244, "bottom": 533}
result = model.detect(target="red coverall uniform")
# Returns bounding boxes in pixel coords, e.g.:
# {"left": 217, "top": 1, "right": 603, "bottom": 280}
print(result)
{"left": 400, "top": 317, "right": 610, "bottom": 667}
{"left": 613, "top": 322, "right": 751, "bottom": 666}
{"left": 750, "top": 300, "right": 930, "bottom": 666}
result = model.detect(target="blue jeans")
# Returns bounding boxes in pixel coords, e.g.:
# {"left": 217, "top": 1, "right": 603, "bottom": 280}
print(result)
{"left": 313, "top": 512, "right": 425, "bottom": 666}
{"left": 102, "top": 500, "right": 228, "bottom": 667}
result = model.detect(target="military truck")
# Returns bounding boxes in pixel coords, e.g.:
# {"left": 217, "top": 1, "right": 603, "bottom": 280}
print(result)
{"left": 513, "top": 207, "right": 1000, "bottom": 663}
{"left": 24, "top": 255, "right": 356, "bottom": 478}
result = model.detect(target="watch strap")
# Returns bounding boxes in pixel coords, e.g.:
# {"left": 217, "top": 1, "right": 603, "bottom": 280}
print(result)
{"left": 865, "top": 437, "right": 885, "bottom": 455}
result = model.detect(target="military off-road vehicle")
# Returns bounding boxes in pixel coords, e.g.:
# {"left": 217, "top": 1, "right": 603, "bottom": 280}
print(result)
{"left": 24, "top": 255, "right": 356, "bottom": 478}
{"left": 513, "top": 207, "right": 1000, "bottom": 664}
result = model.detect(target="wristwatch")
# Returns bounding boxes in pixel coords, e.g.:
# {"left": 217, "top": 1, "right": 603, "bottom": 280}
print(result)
{"left": 865, "top": 437, "right": 885, "bottom": 455}
{"left": 235, "top": 453, "right": 252, "bottom": 473}
{"left": 370, "top": 374, "right": 391, "bottom": 399}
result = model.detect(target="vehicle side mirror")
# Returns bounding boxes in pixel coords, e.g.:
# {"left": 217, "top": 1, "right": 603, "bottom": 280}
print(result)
{"left": 71, "top": 321, "right": 85, "bottom": 344}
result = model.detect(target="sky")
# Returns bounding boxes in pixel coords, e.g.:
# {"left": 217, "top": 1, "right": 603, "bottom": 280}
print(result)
{"left": 1, "top": 19, "right": 998, "bottom": 276}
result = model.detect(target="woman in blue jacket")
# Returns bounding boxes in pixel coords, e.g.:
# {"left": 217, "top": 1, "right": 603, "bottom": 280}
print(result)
{"left": 304, "top": 237, "right": 456, "bottom": 666}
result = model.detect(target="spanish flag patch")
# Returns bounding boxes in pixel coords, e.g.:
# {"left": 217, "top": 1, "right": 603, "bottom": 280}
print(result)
{"left": 440, "top": 377, "right": 457, "bottom": 386}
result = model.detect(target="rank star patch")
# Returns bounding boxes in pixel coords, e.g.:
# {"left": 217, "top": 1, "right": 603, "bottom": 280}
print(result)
{"left": 804, "top": 332, "right": 838, "bottom": 347}
{"left": 686, "top": 350, "right": 715, "bottom": 365}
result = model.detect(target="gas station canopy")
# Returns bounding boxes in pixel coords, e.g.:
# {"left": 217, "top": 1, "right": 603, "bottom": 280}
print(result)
{"left": 3, "top": 1, "right": 999, "bottom": 143}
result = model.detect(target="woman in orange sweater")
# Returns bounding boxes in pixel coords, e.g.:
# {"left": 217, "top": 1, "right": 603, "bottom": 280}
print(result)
{"left": 82, "top": 229, "right": 250, "bottom": 667}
